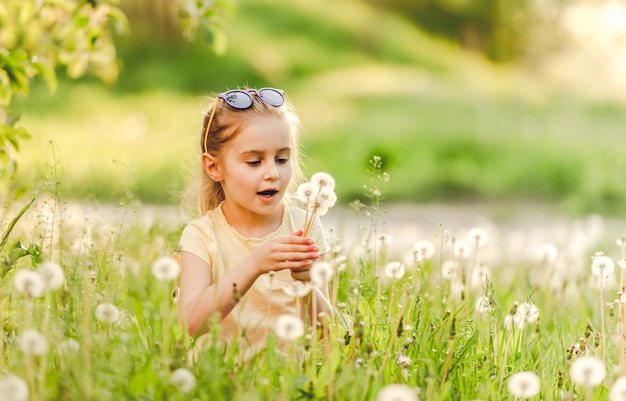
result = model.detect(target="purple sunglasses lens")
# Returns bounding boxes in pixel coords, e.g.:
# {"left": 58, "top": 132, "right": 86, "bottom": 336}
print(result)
{"left": 257, "top": 88, "right": 284, "bottom": 106}
{"left": 222, "top": 91, "right": 253, "bottom": 109}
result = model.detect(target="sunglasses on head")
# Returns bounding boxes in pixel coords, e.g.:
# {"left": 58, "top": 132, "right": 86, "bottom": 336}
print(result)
{"left": 202, "top": 88, "right": 285, "bottom": 153}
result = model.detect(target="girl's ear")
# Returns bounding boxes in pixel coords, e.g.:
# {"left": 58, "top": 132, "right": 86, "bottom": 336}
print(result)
{"left": 202, "top": 153, "right": 223, "bottom": 182}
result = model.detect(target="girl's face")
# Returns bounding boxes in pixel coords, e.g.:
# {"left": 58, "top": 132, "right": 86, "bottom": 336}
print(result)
{"left": 210, "top": 114, "right": 294, "bottom": 224}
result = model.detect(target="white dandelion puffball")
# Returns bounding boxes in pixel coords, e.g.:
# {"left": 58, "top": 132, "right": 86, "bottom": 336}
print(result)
{"left": 376, "top": 383, "right": 419, "bottom": 401}
{"left": 95, "top": 303, "right": 120, "bottom": 324}
{"left": 37, "top": 261, "right": 65, "bottom": 290}
{"left": 570, "top": 356, "right": 606, "bottom": 388}
{"left": 475, "top": 296, "right": 493, "bottom": 314}
{"left": 610, "top": 376, "right": 626, "bottom": 401}
{"left": 296, "top": 182, "right": 315, "bottom": 206}
{"left": 283, "top": 280, "right": 312, "bottom": 298}
{"left": 591, "top": 254, "right": 615, "bottom": 277}
{"left": 467, "top": 227, "right": 489, "bottom": 247}
{"left": 316, "top": 187, "right": 337, "bottom": 214}
{"left": 57, "top": 339, "right": 80, "bottom": 354}
{"left": 536, "top": 243, "right": 558, "bottom": 264}
{"left": 274, "top": 314, "right": 305, "bottom": 342}
{"left": 507, "top": 371, "right": 541, "bottom": 399}
{"left": 310, "top": 262, "right": 333, "bottom": 287}
{"left": 310, "top": 172, "right": 336, "bottom": 191}
{"left": 412, "top": 240, "right": 435, "bottom": 260}
{"left": 441, "top": 260, "right": 458, "bottom": 281}
{"left": 171, "top": 368, "right": 197, "bottom": 393}
{"left": 384, "top": 261, "right": 406, "bottom": 280}
{"left": 13, "top": 269, "right": 45, "bottom": 298}
{"left": 151, "top": 256, "right": 180, "bottom": 282}
{"left": 0, "top": 374, "right": 29, "bottom": 401}
{"left": 517, "top": 302, "right": 540, "bottom": 324}
{"left": 453, "top": 240, "right": 472, "bottom": 259}
{"left": 19, "top": 329, "right": 49, "bottom": 356}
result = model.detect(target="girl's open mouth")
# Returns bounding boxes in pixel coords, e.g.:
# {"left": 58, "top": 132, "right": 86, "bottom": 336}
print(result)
{"left": 257, "top": 189, "right": 278, "bottom": 198}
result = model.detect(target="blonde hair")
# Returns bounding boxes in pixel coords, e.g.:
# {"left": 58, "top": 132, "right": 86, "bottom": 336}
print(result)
{"left": 181, "top": 89, "right": 305, "bottom": 217}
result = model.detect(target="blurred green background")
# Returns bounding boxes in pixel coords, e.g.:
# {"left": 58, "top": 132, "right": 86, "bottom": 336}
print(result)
{"left": 10, "top": 0, "right": 626, "bottom": 216}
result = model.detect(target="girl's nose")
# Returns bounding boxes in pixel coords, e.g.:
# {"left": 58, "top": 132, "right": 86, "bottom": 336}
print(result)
{"left": 264, "top": 163, "right": 280, "bottom": 180}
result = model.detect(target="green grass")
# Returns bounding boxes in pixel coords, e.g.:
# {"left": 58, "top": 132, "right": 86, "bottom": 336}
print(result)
{"left": 1, "top": 164, "right": 624, "bottom": 400}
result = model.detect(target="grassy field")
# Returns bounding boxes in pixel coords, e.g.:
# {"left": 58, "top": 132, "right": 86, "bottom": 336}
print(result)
{"left": 1, "top": 159, "right": 625, "bottom": 400}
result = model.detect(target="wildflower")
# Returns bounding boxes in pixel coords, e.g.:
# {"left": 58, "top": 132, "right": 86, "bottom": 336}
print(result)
{"left": 310, "top": 172, "right": 336, "bottom": 191}
{"left": 296, "top": 182, "right": 315, "bottom": 205}
{"left": 470, "top": 264, "right": 490, "bottom": 291}
{"left": 610, "top": 376, "right": 626, "bottom": 401}
{"left": 412, "top": 240, "right": 435, "bottom": 260}
{"left": 19, "top": 329, "right": 49, "bottom": 356}
{"left": 274, "top": 314, "right": 305, "bottom": 341}
{"left": 384, "top": 261, "right": 405, "bottom": 280}
{"left": 441, "top": 260, "right": 458, "bottom": 281}
{"left": 570, "top": 356, "right": 606, "bottom": 387}
{"left": 310, "top": 261, "right": 333, "bottom": 287}
{"left": 591, "top": 253, "right": 615, "bottom": 277}
{"left": 467, "top": 227, "right": 489, "bottom": 247}
{"left": 516, "top": 302, "right": 540, "bottom": 325}
{"left": 171, "top": 368, "right": 197, "bottom": 393}
{"left": 151, "top": 256, "right": 180, "bottom": 282}
{"left": 0, "top": 374, "right": 29, "bottom": 401}
{"left": 453, "top": 240, "right": 472, "bottom": 259}
{"left": 57, "top": 339, "right": 80, "bottom": 354}
{"left": 507, "top": 371, "right": 541, "bottom": 399}
{"left": 376, "top": 383, "right": 419, "bottom": 401}
{"left": 95, "top": 303, "right": 120, "bottom": 324}
{"left": 536, "top": 243, "right": 558, "bottom": 264}
{"left": 396, "top": 355, "right": 412, "bottom": 368}
{"left": 37, "top": 261, "right": 65, "bottom": 290}
{"left": 13, "top": 269, "right": 45, "bottom": 298}
{"left": 283, "top": 280, "right": 312, "bottom": 297}
{"left": 475, "top": 296, "right": 493, "bottom": 314}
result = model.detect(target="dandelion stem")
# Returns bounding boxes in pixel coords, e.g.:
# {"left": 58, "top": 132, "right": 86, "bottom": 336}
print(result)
{"left": 599, "top": 274, "right": 607, "bottom": 363}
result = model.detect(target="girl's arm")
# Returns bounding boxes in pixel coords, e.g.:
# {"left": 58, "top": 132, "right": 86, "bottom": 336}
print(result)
{"left": 177, "top": 230, "right": 320, "bottom": 337}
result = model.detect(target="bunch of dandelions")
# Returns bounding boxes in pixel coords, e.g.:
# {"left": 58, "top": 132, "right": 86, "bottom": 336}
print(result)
{"left": 296, "top": 172, "right": 337, "bottom": 236}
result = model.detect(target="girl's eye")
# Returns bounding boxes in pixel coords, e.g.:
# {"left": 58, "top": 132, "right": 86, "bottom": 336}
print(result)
{"left": 276, "top": 157, "right": 289, "bottom": 164}
{"left": 247, "top": 160, "right": 261, "bottom": 167}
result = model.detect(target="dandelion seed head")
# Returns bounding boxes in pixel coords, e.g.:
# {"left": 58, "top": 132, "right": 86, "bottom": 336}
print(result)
{"left": 475, "top": 296, "right": 493, "bottom": 314}
{"left": 95, "top": 302, "right": 120, "bottom": 324}
{"left": 453, "top": 240, "right": 472, "bottom": 259}
{"left": 536, "top": 243, "right": 558, "bottom": 264}
{"left": 13, "top": 269, "right": 44, "bottom": 298}
{"left": 617, "top": 236, "right": 626, "bottom": 247}
{"left": 384, "top": 261, "right": 405, "bottom": 280}
{"left": 310, "top": 172, "right": 335, "bottom": 191}
{"left": 316, "top": 187, "right": 337, "bottom": 214}
{"left": 57, "top": 339, "right": 80, "bottom": 354}
{"left": 396, "top": 355, "right": 412, "bottom": 368}
{"left": 19, "top": 329, "right": 48, "bottom": 356}
{"left": 517, "top": 302, "right": 540, "bottom": 324}
{"left": 467, "top": 227, "right": 489, "bottom": 247}
{"left": 274, "top": 314, "right": 304, "bottom": 342}
{"left": 412, "top": 240, "right": 435, "bottom": 260}
{"left": 0, "top": 374, "right": 29, "bottom": 401}
{"left": 296, "top": 182, "right": 315, "bottom": 206}
{"left": 470, "top": 264, "right": 490, "bottom": 291}
{"left": 376, "top": 383, "right": 419, "bottom": 401}
{"left": 283, "top": 280, "right": 312, "bottom": 297}
{"left": 171, "top": 368, "right": 197, "bottom": 393}
{"left": 609, "top": 376, "right": 626, "bottom": 401}
{"left": 591, "top": 253, "right": 615, "bottom": 277}
{"left": 441, "top": 260, "right": 458, "bottom": 281}
{"left": 151, "top": 256, "right": 180, "bottom": 282}
{"left": 619, "top": 259, "right": 626, "bottom": 269}
{"left": 377, "top": 234, "right": 394, "bottom": 247}
{"left": 37, "top": 261, "right": 65, "bottom": 290}
{"left": 310, "top": 262, "right": 334, "bottom": 287}
{"left": 570, "top": 356, "right": 606, "bottom": 388}
{"left": 507, "top": 371, "right": 541, "bottom": 399}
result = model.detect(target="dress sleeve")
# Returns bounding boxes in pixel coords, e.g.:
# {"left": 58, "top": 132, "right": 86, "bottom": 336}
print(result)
{"left": 308, "top": 215, "right": 328, "bottom": 256}
{"left": 176, "top": 218, "right": 214, "bottom": 266}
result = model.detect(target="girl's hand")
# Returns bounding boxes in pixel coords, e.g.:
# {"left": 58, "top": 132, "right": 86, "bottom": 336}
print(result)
{"left": 252, "top": 229, "right": 319, "bottom": 276}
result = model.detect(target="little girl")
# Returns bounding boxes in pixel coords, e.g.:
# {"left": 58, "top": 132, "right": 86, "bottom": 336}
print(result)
{"left": 176, "top": 87, "right": 332, "bottom": 361}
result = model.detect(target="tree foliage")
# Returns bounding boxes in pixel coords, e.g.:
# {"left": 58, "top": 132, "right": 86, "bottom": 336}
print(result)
{"left": 0, "top": 0, "right": 232, "bottom": 190}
